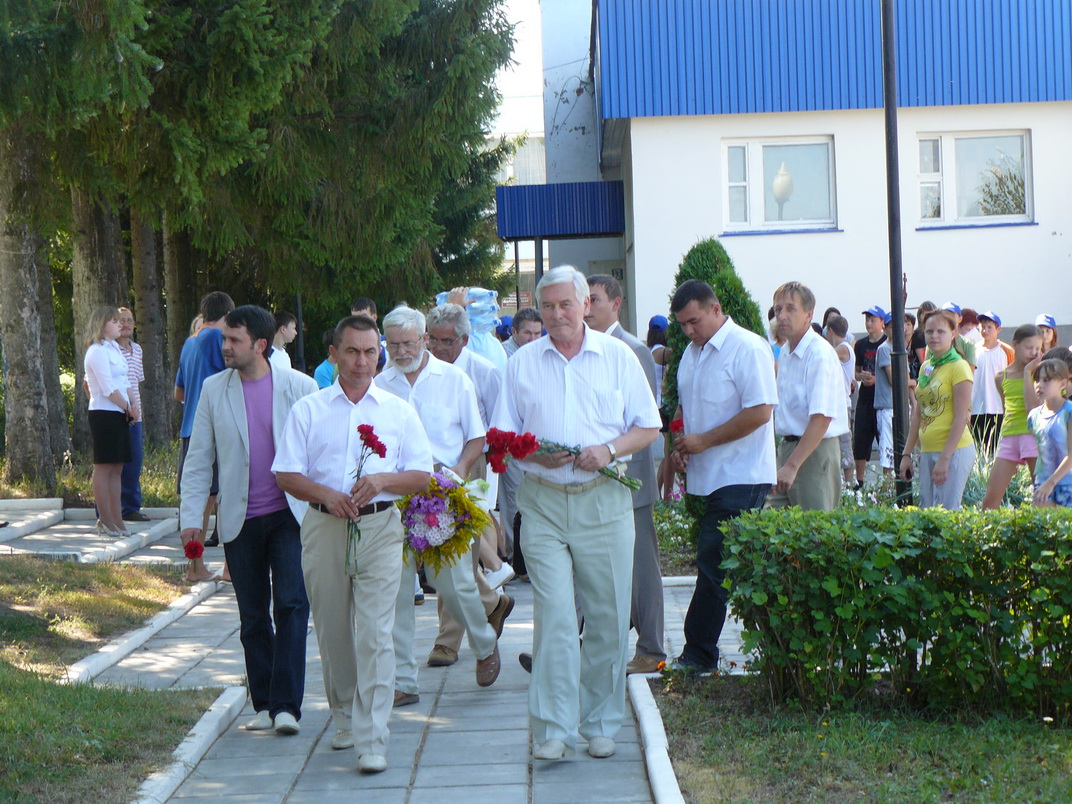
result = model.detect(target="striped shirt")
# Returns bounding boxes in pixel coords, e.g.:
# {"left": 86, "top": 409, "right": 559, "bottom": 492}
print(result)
{"left": 492, "top": 326, "right": 662, "bottom": 484}
{"left": 117, "top": 340, "right": 144, "bottom": 421}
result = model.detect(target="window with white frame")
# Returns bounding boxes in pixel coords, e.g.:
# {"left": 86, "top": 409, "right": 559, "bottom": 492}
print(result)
{"left": 917, "top": 131, "right": 1032, "bottom": 225}
{"left": 723, "top": 137, "right": 837, "bottom": 230}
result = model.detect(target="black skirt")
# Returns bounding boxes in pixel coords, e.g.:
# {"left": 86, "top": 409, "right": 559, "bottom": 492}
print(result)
{"left": 87, "top": 410, "right": 133, "bottom": 464}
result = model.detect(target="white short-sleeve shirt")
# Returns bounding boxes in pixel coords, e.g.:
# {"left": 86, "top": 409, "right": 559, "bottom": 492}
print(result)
{"left": 491, "top": 326, "right": 662, "bottom": 485}
{"left": 84, "top": 340, "right": 131, "bottom": 413}
{"left": 774, "top": 328, "right": 850, "bottom": 438}
{"left": 272, "top": 380, "right": 433, "bottom": 501}
{"left": 375, "top": 353, "right": 485, "bottom": 469}
{"left": 677, "top": 319, "right": 779, "bottom": 495}
{"left": 972, "top": 343, "right": 1008, "bottom": 415}
{"left": 454, "top": 348, "right": 502, "bottom": 429}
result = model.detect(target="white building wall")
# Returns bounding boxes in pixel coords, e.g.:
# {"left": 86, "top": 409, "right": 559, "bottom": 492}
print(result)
{"left": 628, "top": 102, "right": 1072, "bottom": 336}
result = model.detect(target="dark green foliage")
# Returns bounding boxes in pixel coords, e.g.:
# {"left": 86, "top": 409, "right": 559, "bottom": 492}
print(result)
{"left": 723, "top": 507, "right": 1072, "bottom": 719}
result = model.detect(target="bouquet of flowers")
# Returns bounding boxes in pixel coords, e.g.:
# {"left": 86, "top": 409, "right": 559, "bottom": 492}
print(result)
{"left": 347, "top": 424, "right": 388, "bottom": 571}
{"left": 398, "top": 470, "right": 491, "bottom": 573}
{"left": 485, "top": 427, "right": 642, "bottom": 491}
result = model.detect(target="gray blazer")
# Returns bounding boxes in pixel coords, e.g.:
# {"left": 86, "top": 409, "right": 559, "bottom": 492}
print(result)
{"left": 610, "top": 322, "right": 660, "bottom": 509}
{"left": 179, "top": 363, "right": 319, "bottom": 541}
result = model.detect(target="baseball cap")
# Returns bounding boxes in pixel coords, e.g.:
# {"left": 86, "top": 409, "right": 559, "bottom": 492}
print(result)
{"left": 649, "top": 315, "right": 668, "bottom": 332}
{"left": 1035, "top": 313, "right": 1057, "bottom": 329}
{"left": 882, "top": 312, "right": 893, "bottom": 325}
{"left": 862, "top": 306, "right": 887, "bottom": 319}
{"left": 978, "top": 311, "right": 1002, "bottom": 327}
{"left": 941, "top": 301, "right": 962, "bottom": 315}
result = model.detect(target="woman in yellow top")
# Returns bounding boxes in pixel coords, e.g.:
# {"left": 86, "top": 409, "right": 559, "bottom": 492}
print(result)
{"left": 899, "top": 309, "right": 975, "bottom": 509}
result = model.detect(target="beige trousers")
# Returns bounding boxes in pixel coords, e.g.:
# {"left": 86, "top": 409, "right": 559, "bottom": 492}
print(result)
{"left": 435, "top": 543, "right": 500, "bottom": 651}
{"left": 517, "top": 475, "right": 635, "bottom": 749}
{"left": 301, "top": 506, "right": 404, "bottom": 757}
{"left": 767, "top": 436, "right": 842, "bottom": 511}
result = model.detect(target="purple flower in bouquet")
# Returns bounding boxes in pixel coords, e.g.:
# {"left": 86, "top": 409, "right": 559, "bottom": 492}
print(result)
{"left": 409, "top": 534, "right": 429, "bottom": 551}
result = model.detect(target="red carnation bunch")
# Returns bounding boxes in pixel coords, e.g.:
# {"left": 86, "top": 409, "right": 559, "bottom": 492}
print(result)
{"left": 486, "top": 427, "right": 541, "bottom": 474}
{"left": 357, "top": 423, "right": 387, "bottom": 459}
{"left": 669, "top": 418, "right": 684, "bottom": 434}
{"left": 184, "top": 540, "right": 205, "bottom": 560}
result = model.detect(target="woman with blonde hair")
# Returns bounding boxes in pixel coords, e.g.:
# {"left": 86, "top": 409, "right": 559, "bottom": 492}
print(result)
{"left": 83, "top": 305, "right": 138, "bottom": 536}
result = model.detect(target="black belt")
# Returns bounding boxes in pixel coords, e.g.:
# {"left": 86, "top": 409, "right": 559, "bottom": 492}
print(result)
{"left": 310, "top": 500, "right": 394, "bottom": 517}
{"left": 782, "top": 435, "right": 801, "bottom": 442}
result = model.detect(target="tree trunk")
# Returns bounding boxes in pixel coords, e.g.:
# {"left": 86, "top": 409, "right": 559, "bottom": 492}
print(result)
{"left": 131, "top": 208, "right": 171, "bottom": 446}
{"left": 163, "top": 212, "right": 195, "bottom": 435}
{"left": 0, "top": 131, "right": 56, "bottom": 490}
{"left": 70, "top": 186, "right": 124, "bottom": 455}
{"left": 36, "top": 235, "right": 73, "bottom": 464}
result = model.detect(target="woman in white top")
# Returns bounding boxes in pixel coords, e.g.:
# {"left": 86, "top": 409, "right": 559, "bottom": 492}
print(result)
{"left": 83, "top": 305, "right": 138, "bottom": 537}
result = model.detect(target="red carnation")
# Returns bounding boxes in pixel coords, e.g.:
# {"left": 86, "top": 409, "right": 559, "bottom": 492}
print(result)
{"left": 489, "top": 454, "right": 508, "bottom": 474}
{"left": 517, "top": 432, "right": 539, "bottom": 456}
{"left": 374, "top": 441, "right": 387, "bottom": 459}
{"left": 184, "top": 540, "right": 205, "bottom": 560}
{"left": 669, "top": 418, "right": 684, "bottom": 434}
{"left": 358, "top": 423, "right": 374, "bottom": 437}
{"left": 486, "top": 428, "right": 514, "bottom": 452}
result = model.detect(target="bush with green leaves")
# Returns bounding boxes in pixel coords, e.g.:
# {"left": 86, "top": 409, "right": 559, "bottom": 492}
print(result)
{"left": 723, "top": 507, "right": 1072, "bottom": 719}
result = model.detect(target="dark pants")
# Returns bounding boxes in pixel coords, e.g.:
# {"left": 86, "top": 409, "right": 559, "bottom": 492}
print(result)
{"left": 224, "top": 507, "right": 310, "bottom": 720}
{"left": 121, "top": 421, "right": 143, "bottom": 516}
{"left": 681, "top": 483, "right": 771, "bottom": 669}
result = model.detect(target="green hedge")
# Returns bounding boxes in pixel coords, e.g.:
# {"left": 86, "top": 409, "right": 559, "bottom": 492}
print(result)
{"left": 723, "top": 507, "right": 1072, "bottom": 719}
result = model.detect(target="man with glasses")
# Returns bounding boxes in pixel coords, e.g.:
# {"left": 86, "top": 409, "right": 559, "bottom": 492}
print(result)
{"left": 377, "top": 305, "right": 507, "bottom": 704}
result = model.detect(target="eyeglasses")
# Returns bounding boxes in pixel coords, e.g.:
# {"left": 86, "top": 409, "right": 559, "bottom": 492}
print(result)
{"left": 386, "top": 339, "right": 422, "bottom": 352}
{"left": 426, "top": 335, "right": 459, "bottom": 347}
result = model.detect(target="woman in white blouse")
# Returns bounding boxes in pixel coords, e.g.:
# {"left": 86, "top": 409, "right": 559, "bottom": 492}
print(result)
{"left": 83, "top": 305, "right": 138, "bottom": 537}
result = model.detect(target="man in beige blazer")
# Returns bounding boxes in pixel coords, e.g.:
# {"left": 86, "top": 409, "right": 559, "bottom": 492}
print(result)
{"left": 180, "top": 305, "right": 318, "bottom": 736}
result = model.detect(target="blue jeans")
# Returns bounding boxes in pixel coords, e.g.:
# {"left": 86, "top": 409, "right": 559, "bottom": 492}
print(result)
{"left": 121, "top": 421, "right": 143, "bottom": 516}
{"left": 224, "top": 508, "right": 310, "bottom": 720}
{"left": 681, "top": 483, "right": 770, "bottom": 669}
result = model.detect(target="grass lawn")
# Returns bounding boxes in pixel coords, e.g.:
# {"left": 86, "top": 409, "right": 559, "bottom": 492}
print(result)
{"left": 0, "top": 556, "right": 221, "bottom": 803}
{"left": 654, "top": 674, "right": 1072, "bottom": 803}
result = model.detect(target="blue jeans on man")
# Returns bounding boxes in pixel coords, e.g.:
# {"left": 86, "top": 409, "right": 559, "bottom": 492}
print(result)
{"left": 680, "top": 483, "right": 770, "bottom": 671}
{"left": 121, "top": 421, "right": 143, "bottom": 517}
{"left": 223, "top": 507, "right": 310, "bottom": 720}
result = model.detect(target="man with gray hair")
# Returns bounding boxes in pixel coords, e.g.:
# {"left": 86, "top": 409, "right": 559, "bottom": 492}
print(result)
{"left": 492, "top": 265, "right": 661, "bottom": 761}
{"left": 585, "top": 274, "right": 665, "bottom": 675}
{"left": 377, "top": 305, "right": 507, "bottom": 701}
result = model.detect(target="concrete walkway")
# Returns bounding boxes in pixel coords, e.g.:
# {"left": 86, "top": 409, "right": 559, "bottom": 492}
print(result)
{"left": 3, "top": 503, "right": 750, "bottom": 803}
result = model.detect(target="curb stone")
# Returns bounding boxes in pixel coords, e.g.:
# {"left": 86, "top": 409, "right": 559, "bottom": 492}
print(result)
{"left": 63, "top": 579, "right": 222, "bottom": 684}
{"left": 629, "top": 674, "right": 686, "bottom": 804}
{"left": 662, "top": 575, "right": 697, "bottom": 588}
{"left": 0, "top": 497, "right": 63, "bottom": 512}
{"left": 131, "top": 686, "right": 247, "bottom": 804}
{"left": 0, "top": 510, "right": 64, "bottom": 544}
{"left": 81, "top": 518, "right": 179, "bottom": 563}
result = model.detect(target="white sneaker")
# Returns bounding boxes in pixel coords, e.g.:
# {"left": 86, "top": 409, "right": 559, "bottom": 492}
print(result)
{"left": 331, "top": 728, "right": 354, "bottom": 750}
{"left": 484, "top": 562, "right": 515, "bottom": 589}
{"left": 274, "top": 711, "right": 300, "bottom": 735}
{"left": 358, "top": 754, "right": 387, "bottom": 773}
{"left": 587, "top": 736, "right": 616, "bottom": 758}
{"left": 242, "top": 711, "right": 273, "bottom": 731}
{"left": 534, "top": 739, "right": 568, "bottom": 760}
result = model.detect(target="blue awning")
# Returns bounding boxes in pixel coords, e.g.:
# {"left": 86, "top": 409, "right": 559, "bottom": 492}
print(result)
{"left": 496, "top": 181, "right": 626, "bottom": 241}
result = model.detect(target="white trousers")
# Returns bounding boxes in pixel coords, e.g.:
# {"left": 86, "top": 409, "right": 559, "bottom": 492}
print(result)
{"left": 300, "top": 506, "right": 403, "bottom": 756}
{"left": 517, "top": 475, "right": 635, "bottom": 749}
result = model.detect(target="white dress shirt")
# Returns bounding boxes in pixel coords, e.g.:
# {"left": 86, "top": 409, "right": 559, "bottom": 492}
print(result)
{"left": 272, "top": 380, "right": 433, "bottom": 501}
{"left": 84, "top": 340, "right": 130, "bottom": 412}
{"left": 454, "top": 348, "right": 502, "bottom": 429}
{"left": 677, "top": 319, "right": 779, "bottom": 495}
{"left": 375, "top": 353, "right": 485, "bottom": 468}
{"left": 268, "top": 346, "right": 292, "bottom": 373}
{"left": 774, "top": 328, "right": 850, "bottom": 438}
{"left": 491, "top": 326, "right": 662, "bottom": 485}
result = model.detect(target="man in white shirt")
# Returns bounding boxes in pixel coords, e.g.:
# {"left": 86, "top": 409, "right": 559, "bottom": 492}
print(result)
{"left": 492, "top": 265, "right": 661, "bottom": 761}
{"left": 273, "top": 315, "right": 432, "bottom": 774}
{"left": 769, "top": 281, "right": 850, "bottom": 511}
{"left": 377, "top": 305, "right": 505, "bottom": 700}
{"left": 412, "top": 303, "right": 515, "bottom": 670}
{"left": 269, "top": 311, "right": 296, "bottom": 372}
{"left": 586, "top": 274, "right": 665, "bottom": 676}
{"left": 502, "top": 306, "right": 544, "bottom": 357}
{"left": 669, "top": 279, "right": 778, "bottom": 675}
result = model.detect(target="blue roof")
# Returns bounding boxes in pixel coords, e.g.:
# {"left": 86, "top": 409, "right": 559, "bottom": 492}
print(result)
{"left": 597, "top": 0, "right": 1072, "bottom": 119}
{"left": 496, "top": 181, "right": 626, "bottom": 240}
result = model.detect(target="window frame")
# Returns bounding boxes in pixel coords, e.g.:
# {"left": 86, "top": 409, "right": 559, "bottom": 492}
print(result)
{"left": 721, "top": 136, "right": 838, "bottom": 233}
{"left": 916, "top": 130, "right": 1033, "bottom": 227}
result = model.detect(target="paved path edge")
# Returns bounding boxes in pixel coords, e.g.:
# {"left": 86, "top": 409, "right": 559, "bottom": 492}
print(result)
{"left": 63, "top": 579, "right": 222, "bottom": 685}
{"left": 629, "top": 674, "right": 686, "bottom": 804}
{"left": 131, "top": 686, "right": 247, "bottom": 804}
{"left": 662, "top": 575, "right": 696, "bottom": 587}
{"left": 0, "top": 510, "right": 64, "bottom": 544}
{"left": 0, "top": 497, "right": 63, "bottom": 511}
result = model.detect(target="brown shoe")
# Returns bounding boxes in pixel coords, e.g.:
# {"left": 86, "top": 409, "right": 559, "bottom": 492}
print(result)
{"left": 626, "top": 653, "right": 665, "bottom": 675}
{"left": 475, "top": 644, "right": 501, "bottom": 687}
{"left": 393, "top": 690, "right": 419, "bottom": 707}
{"left": 427, "top": 644, "right": 458, "bottom": 667}
{"left": 486, "top": 594, "right": 515, "bottom": 639}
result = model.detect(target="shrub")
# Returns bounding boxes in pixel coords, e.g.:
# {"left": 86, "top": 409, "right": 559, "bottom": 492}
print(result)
{"left": 723, "top": 507, "right": 1072, "bottom": 719}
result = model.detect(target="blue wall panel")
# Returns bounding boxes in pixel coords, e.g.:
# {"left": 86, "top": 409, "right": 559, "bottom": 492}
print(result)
{"left": 598, "top": 0, "right": 1072, "bottom": 119}
{"left": 496, "top": 182, "right": 626, "bottom": 241}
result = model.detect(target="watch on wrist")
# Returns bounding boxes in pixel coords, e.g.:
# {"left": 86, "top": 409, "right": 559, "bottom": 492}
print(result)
{"left": 605, "top": 442, "right": 617, "bottom": 461}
